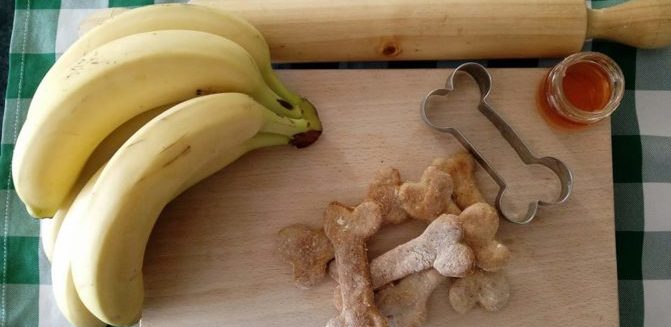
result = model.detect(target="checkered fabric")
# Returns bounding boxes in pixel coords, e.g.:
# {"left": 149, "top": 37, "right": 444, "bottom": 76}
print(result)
{"left": 1, "top": 0, "right": 669, "bottom": 326}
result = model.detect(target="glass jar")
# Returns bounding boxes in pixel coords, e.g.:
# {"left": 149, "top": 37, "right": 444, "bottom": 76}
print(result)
{"left": 539, "top": 52, "right": 625, "bottom": 126}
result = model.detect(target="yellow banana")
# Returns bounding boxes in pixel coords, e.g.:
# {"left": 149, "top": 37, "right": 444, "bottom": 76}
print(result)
{"left": 40, "top": 106, "right": 168, "bottom": 262}
{"left": 52, "top": 132, "right": 290, "bottom": 327}
{"left": 50, "top": 99, "right": 294, "bottom": 326}
{"left": 51, "top": 168, "right": 106, "bottom": 327}
{"left": 31, "top": 2, "right": 300, "bottom": 122}
{"left": 70, "top": 93, "right": 317, "bottom": 325}
{"left": 13, "top": 29, "right": 305, "bottom": 218}
{"left": 38, "top": 216, "right": 61, "bottom": 263}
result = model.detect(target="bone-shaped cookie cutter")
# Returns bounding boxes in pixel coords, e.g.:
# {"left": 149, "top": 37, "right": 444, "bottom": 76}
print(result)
{"left": 420, "top": 62, "right": 573, "bottom": 224}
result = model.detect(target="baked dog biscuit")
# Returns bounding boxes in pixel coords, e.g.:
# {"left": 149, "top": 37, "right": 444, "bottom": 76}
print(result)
{"left": 449, "top": 270, "right": 510, "bottom": 313}
{"left": 324, "top": 201, "right": 388, "bottom": 327}
{"left": 398, "top": 166, "right": 459, "bottom": 221}
{"left": 432, "top": 152, "right": 486, "bottom": 210}
{"left": 367, "top": 167, "right": 408, "bottom": 225}
{"left": 369, "top": 214, "right": 474, "bottom": 289}
{"left": 278, "top": 224, "right": 335, "bottom": 289}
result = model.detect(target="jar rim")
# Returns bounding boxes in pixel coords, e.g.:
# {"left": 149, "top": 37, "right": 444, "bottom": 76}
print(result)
{"left": 546, "top": 52, "right": 625, "bottom": 124}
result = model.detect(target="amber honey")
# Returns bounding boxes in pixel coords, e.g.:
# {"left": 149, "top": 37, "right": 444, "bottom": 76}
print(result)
{"left": 538, "top": 78, "right": 585, "bottom": 129}
{"left": 562, "top": 61, "right": 612, "bottom": 112}
{"left": 538, "top": 52, "right": 624, "bottom": 128}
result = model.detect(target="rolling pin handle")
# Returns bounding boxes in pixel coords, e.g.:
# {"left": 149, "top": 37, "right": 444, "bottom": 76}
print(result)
{"left": 587, "top": 0, "right": 671, "bottom": 49}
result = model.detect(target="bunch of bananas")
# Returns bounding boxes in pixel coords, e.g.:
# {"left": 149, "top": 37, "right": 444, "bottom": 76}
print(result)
{"left": 12, "top": 4, "right": 322, "bottom": 327}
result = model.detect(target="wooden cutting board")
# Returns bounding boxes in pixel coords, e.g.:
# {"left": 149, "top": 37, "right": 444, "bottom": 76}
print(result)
{"left": 139, "top": 69, "right": 617, "bottom": 326}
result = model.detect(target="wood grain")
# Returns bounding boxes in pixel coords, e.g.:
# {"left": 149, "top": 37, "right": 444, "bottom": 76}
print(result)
{"left": 189, "top": 0, "right": 587, "bottom": 62}
{"left": 190, "top": 0, "right": 671, "bottom": 62}
{"left": 140, "top": 69, "right": 618, "bottom": 326}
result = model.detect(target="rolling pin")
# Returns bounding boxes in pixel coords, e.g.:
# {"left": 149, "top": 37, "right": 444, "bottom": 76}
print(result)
{"left": 189, "top": 0, "right": 671, "bottom": 62}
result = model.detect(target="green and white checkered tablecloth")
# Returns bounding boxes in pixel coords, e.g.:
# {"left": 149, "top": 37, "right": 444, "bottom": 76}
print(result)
{"left": 1, "top": 0, "right": 669, "bottom": 326}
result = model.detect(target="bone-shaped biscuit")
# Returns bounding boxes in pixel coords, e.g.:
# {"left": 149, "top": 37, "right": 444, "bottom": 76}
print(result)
{"left": 369, "top": 214, "right": 474, "bottom": 289}
{"left": 368, "top": 204, "right": 510, "bottom": 321}
{"left": 278, "top": 224, "right": 335, "bottom": 289}
{"left": 281, "top": 164, "right": 466, "bottom": 290}
{"left": 448, "top": 270, "right": 510, "bottom": 313}
{"left": 329, "top": 204, "right": 509, "bottom": 283}
{"left": 375, "top": 269, "right": 446, "bottom": 327}
{"left": 398, "top": 166, "right": 460, "bottom": 221}
{"left": 452, "top": 203, "right": 511, "bottom": 271}
{"left": 366, "top": 167, "right": 408, "bottom": 225}
{"left": 433, "top": 154, "right": 510, "bottom": 270}
{"left": 334, "top": 270, "right": 445, "bottom": 327}
{"left": 329, "top": 203, "right": 509, "bottom": 324}
{"left": 432, "top": 152, "right": 486, "bottom": 210}
{"left": 432, "top": 155, "right": 509, "bottom": 271}
{"left": 323, "top": 201, "right": 387, "bottom": 327}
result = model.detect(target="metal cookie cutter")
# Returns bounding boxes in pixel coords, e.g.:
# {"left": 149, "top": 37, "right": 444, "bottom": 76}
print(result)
{"left": 420, "top": 63, "right": 573, "bottom": 224}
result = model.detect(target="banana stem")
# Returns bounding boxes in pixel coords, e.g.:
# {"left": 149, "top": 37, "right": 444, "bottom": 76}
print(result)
{"left": 262, "top": 66, "right": 303, "bottom": 105}
{"left": 244, "top": 132, "right": 293, "bottom": 151}
{"left": 297, "top": 98, "right": 322, "bottom": 131}
{"left": 260, "top": 66, "right": 323, "bottom": 135}
{"left": 258, "top": 85, "right": 303, "bottom": 119}
{"left": 258, "top": 106, "right": 322, "bottom": 149}
{"left": 259, "top": 108, "right": 310, "bottom": 136}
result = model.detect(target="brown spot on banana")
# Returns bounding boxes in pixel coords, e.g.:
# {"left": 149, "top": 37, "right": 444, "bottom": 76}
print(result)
{"left": 277, "top": 99, "right": 293, "bottom": 110}
{"left": 195, "top": 88, "right": 217, "bottom": 96}
{"left": 125, "top": 139, "right": 144, "bottom": 148}
{"left": 162, "top": 145, "right": 192, "bottom": 168}
{"left": 159, "top": 135, "right": 186, "bottom": 153}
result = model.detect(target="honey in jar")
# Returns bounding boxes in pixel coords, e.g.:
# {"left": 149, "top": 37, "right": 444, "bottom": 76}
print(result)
{"left": 538, "top": 52, "right": 624, "bottom": 128}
